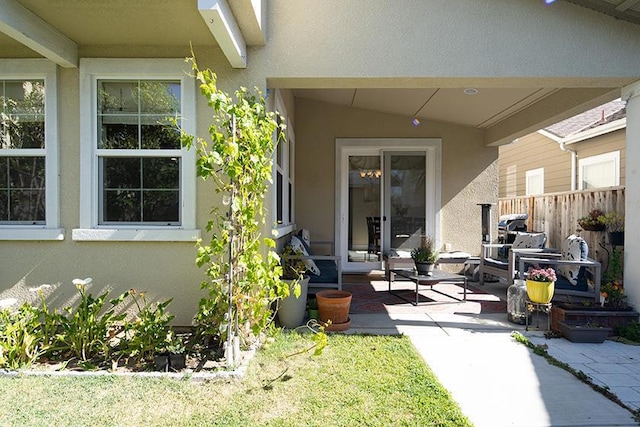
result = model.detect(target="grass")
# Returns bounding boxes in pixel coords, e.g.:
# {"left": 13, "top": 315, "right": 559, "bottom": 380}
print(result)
{"left": 0, "top": 333, "right": 471, "bottom": 427}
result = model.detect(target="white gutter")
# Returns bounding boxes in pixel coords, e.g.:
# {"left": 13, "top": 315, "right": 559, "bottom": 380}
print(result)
{"left": 559, "top": 141, "right": 577, "bottom": 191}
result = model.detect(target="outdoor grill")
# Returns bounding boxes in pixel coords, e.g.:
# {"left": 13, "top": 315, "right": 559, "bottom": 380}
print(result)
{"left": 498, "top": 213, "right": 528, "bottom": 243}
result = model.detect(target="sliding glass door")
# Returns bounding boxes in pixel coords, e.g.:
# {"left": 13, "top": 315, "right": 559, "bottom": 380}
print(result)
{"left": 337, "top": 139, "right": 440, "bottom": 273}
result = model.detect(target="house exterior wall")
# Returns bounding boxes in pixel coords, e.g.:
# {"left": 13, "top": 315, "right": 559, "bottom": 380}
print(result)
{"left": 499, "top": 133, "right": 572, "bottom": 197}
{"left": 1, "top": 1, "right": 640, "bottom": 323}
{"left": 295, "top": 98, "right": 497, "bottom": 257}
{"left": 499, "top": 129, "right": 626, "bottom": 198}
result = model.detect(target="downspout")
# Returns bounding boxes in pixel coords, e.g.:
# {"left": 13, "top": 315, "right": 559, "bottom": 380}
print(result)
{"left": 559, "top": 141, "right": 577, "bottom": 191}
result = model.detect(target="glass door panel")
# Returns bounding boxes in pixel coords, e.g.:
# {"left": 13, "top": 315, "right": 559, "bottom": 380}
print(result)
{"left": 347, "top": 155, "right": 381, "bottom": 264}
{"left": 385, "top": 153, "right": 426, "bottom": 256}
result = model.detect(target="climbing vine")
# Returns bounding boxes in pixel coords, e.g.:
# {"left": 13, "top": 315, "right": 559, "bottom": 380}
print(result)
{"left": 179, "top": 55, "right": 289, "bottom": 359}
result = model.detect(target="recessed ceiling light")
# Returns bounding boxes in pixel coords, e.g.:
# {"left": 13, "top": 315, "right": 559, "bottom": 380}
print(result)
{"left": 464, "top": 88, "right": 479, "bottom": 95}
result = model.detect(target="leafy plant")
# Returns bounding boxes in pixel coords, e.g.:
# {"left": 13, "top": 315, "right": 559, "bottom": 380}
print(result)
{"left": 602, "top": 246, "right": 623, "bottom": 284}
{"left": 280, "top": 245, "right": 306, "bottom": 281}
{"left": 410, "top": 235, "right": 439, "bottom": 263}
{"left": 577, "top": 208, "right": 605, "bottom": 230}
{"left": 57, "top": 278, "right": 129, "bottom": 364}
{"left": 178, "top": 53, "right": 288, "bottom": 356}
{"left": 122, "top": 289, "right": 174, "bottom": 362}
{"left": 599, "top": 211, "right": 624, "bottom": 232}
{"left": 615, "top": 320, "right": 640, "bottom": 342}
{"left": 0, "top": 303, "right": 46, "bottom": 369}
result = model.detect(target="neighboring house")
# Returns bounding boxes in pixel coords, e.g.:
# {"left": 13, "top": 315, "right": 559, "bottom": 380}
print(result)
{"left": 0, "top": 1, "right": 640, "bottom": 324}
{"left": 499, "top": 100, "right": 627, "bottom": 197}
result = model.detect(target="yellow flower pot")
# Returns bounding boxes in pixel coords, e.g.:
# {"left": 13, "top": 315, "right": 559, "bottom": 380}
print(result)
{"left": 526, "top": 280, "right": 555, "bottom": 304}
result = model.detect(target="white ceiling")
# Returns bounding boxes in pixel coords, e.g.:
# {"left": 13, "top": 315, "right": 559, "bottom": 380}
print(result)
{"left": 294, "top": 87, "right": 560, "bottom": 129}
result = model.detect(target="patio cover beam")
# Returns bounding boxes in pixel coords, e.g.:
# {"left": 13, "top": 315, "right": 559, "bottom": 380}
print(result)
{"left": 198, "top": 0, "right": 247, "bottom": 68}
{"left": 0, "top": 0, "right": 78, "bottom": 68}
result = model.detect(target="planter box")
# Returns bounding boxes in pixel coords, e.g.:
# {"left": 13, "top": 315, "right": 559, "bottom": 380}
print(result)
{"left": 558, "top": 321, "right": 612, "bottom": 343}
{"left": 551, "top": 305, "right": 639, "bottom": 336}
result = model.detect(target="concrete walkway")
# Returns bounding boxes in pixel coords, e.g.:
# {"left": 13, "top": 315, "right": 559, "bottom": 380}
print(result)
{"left": 345, "top": 279, "right": 639, "bottom": 427}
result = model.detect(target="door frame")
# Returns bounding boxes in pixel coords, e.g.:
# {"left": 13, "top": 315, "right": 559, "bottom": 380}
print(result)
{"left": 335, "top": 138, "right": 442, "bottom": 272}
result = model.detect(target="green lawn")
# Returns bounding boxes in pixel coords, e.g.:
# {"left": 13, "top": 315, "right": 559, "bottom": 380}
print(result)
{"left": 0, "top": 333, "right": 471, "bottom": 427}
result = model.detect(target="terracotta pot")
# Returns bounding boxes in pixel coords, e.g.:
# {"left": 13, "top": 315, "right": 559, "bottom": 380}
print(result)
{"left": 316, "top": 290, "right": 352, "bottom": 325}
{"left": 526, "top": 279, "right": 555, "bottom": 304}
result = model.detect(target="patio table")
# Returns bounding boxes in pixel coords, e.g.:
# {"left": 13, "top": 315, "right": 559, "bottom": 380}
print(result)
{"left": 389, "top": 268, "right": 467, "bottom": 306}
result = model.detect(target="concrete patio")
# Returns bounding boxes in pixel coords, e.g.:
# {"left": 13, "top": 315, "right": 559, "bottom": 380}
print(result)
{"left": 344, "top": 276, "right": 639, "bottom": 427}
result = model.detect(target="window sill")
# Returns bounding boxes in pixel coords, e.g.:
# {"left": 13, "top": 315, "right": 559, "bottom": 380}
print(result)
{"left": 72, "top": 228, "right": 201, "bottom": 242}
{"left": 0, "top": 228, "right": 65, "bottom": 241}
{"left": 271, "top": 224, "right": 296, "bottom": 240}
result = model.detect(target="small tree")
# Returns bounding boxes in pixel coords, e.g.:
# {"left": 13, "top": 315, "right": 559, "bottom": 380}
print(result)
{"left": 179, "top": 55, "right": 289, "bottom": 363}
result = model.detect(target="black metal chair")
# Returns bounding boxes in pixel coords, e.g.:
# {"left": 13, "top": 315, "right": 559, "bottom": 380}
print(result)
{"left": 366, "top": 216, "right": 381, "bottom": 257}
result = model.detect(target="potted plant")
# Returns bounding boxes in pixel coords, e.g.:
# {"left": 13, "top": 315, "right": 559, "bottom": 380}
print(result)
{"left": 577, "top": 208, "right": 606, "bottom": 231}
{"left": 599, "top": 210, "right": 624, "bottom": 246}
{"left": 525, "top": 266, "right": 556, "bottom": 304}
{"left": 277, "top": 244, "right": 310, "bottom": 329}
{"left": 410, "top": 235, "right": 439, "bottom": 276}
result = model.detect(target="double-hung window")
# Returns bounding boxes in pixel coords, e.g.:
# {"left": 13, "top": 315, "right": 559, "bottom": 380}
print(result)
{"left": 74, "top": 59, "right": 198, "bottom": 241}
{"left": 0, "top": 60, "right": 62, "bottom": 240}
{"left": 272, "top": 90, "right": 295, "bottom": 237}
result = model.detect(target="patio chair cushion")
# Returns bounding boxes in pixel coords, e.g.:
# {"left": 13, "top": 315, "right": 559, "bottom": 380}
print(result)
{"left": 557, "top": 234, "right": 588, "bottom": 286}
{"left": 289, "top": 235, "right": 321, "bottom": 276}
{"left": 309, "top": 260, "right": 339, "bottom": 283}
{"left": 512, "top": 232, "right": 546, "bottom": 250}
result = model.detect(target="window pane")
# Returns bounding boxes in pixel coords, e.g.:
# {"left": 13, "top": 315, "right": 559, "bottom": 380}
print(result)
{"left": 139, "top": 81, "right": 180, "bottom": 114}
{"left": 4, "top": 81, "right": 44, "bottom": 114}
{"left": 101, "top": 156, "right": 179, "bottom": 224}
{"left": 98, "top": 117, "right": 139, "bottom": 149}
{"left": 103, "top": 157, "right": 141, "bottom": 188}
{"left": 143, "top": 190, "right": 179, "bottom": 222}
{"left": 104, "top": 189, "right": 141, "bottom": 222}
{"left": 141, "top": 117, "right": 180, "bottom": 149}
{"left": 97, "top": 80, "right": 180, "bottom": 150}
{"left": 1, "top": 81, "right": 45, "bottom": 149}
{"left": 276, "top": 171, "right": 283, "bottom": 224}
{"left": 0, "top": 156, "right": 45, "bottom": 222}
{"left": 5, "top": 117, "right": 44, "bottom": 149}
{"left": 583, "top": 160, "right": 615, "bottom": 189}
{"left": 142, "top": 157, "right": 179, "bottom": 189}
{"left": 99, "top": 81, "right": 137, "bottom": 114}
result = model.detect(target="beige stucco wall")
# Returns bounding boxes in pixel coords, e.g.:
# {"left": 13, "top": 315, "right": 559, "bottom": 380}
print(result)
{"left": 2, "top": 0, "right": 640, "bottom": 323}
{"left": 295, "top": 98, "right": 497, "bottom": 257}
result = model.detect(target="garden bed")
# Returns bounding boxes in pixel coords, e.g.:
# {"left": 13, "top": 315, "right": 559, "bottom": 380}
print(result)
{"left": 551, "top": 304, "right": 639, "bottom": 335}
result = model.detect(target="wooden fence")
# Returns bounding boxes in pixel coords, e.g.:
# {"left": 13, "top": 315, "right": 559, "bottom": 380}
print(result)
{"left": 498, "top": 187, "right": 625, "bottom": 264}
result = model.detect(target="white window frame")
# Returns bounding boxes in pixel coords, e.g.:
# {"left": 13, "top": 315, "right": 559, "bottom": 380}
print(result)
{"left": 525, "top": 167, "right": 544, "bottom": 195}
{"left": 73, "top": 59, "right": 199, "bottom": 242}
{"left": 0, "top": 59, "right": 63, "bottom": 241}
{"left": 578, "top": 151, "right": 620, "bottom": 190}
{"left": 272, "top": 90, "right": 295, "bottom": 238}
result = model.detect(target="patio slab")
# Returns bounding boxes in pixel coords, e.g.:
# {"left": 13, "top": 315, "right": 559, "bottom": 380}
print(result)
{"left": 345, "top": 276, "right": 639, "bottom": 426}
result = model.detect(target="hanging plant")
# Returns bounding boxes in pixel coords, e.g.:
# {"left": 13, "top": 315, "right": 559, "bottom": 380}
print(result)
{"left": 178, "top": 54, "right": 290, "bottom": 358}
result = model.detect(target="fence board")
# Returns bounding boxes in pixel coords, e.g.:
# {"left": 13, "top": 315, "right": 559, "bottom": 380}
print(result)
{"left": 499, "top": 187, "right": 625, "bottom": 266}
